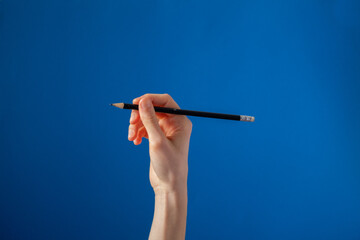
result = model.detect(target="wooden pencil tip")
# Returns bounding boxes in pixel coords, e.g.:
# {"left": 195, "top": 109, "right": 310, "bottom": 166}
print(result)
{"left": 111, "top": 103, "right": 125, "bottom": 109}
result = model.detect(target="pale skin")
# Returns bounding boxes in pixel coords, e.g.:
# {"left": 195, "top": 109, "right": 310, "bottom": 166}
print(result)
{"left": 128, "top": 93, "right": 192, "bottom": 240}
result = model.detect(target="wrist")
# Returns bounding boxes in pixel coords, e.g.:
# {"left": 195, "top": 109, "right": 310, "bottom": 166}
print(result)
{"left": 150, "top": 186, "right": 187, "bottom": 240}
{"left": 153, "top": 186, "right": 188, "bottom": 217}
{"left": 153, "top": 183, "right": 187, "bottom": 196}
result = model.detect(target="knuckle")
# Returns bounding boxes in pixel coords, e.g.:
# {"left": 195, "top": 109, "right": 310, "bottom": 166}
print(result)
{"left": 187, "top": 119, "right": 193, "bottom": 128}
{"left": 163, "top": 93, "right": 172, "bottom": 100}
{"left": 186, "top": 119, "right": 193, "bottom": 131}
{"left": 136, "top": 94, "right": 148, "bottom": 103}
{"left": 133, "top": 96, "right": 142, "bottom": 104}
{"left": 142, "top": 95, "right": 153, "bottom": 103}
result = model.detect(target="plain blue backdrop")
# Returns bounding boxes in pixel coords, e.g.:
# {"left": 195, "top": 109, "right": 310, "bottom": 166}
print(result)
{"left": 1, "top": 0, "right": 360, "bottom": 239}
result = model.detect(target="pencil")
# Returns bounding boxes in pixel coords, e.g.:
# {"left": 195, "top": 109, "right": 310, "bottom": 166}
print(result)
{"left": 110, "top": 103, "right": 255, "bottom": 122}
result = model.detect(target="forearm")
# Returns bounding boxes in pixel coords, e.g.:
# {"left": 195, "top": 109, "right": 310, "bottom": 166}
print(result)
{"left": 149, "top": 188, "right": 188, "bottom": 240}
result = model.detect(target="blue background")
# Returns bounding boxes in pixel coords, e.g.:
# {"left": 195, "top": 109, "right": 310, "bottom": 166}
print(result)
{"left": 1, "top": 0, "right": 360, "bottom": 239}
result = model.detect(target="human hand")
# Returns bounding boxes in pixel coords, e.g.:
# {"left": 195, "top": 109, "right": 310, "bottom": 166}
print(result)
{"left": 128, "top": 94, "right": 192, "bottom": 194}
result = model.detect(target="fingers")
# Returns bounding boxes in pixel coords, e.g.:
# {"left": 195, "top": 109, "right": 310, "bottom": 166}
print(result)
{"left": 138, "top": 98, "right": 167, "bottom": 145}
{"left": 134, "top": 93, "right": 180, "bottom": 109}
{"left": 132, "top": 93, "right": 181, "bottom": 122}
{"left": 128, "top": 120, "right": 142, "bottom": 141}
{"left": 133, "top": 127, "right": 148, "bottom": 145}
{"left": 129, "top": 121, "right": 148, "bottom": 144}
{"left": 129, "top": 109, "right": 139, "bottom": 124}
{"left": 128, "top": 93, "right": 182, "bottom": 145}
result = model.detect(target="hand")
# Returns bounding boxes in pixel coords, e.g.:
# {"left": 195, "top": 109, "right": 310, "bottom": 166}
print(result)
{"left": 128, "top": 93, "right": 192, "bottom": 194}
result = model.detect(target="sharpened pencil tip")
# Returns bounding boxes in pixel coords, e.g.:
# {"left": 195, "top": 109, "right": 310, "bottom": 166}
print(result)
{"left": 111, "top": 103, "right": 125, "bottom": 109}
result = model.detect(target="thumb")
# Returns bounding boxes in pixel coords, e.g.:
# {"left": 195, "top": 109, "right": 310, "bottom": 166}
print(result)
{"left": 139, "top": 98, "right": 165, "bottom": 144}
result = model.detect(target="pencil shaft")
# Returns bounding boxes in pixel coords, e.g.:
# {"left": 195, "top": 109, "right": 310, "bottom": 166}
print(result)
{"left": 118, "top": 103, "right": 254, "bottom": 122}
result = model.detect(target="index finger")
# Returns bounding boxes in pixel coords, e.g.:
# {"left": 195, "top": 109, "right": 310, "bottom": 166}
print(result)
{"left": 133, "top": 93, "right": 180, "bottom": 109}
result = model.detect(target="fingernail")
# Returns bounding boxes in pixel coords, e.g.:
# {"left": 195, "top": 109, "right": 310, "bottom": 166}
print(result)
{"left": 128, "top": 129, "right": 135, "bottom": 139}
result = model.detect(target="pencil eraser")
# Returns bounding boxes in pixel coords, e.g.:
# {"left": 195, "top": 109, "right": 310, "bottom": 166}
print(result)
{"left": 240, "top": 115, "right": 255, "bottom": 122}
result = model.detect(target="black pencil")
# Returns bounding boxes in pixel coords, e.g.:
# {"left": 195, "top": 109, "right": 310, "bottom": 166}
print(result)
{"left": 110, "top": 103, "right": 255, "bottom": 122}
